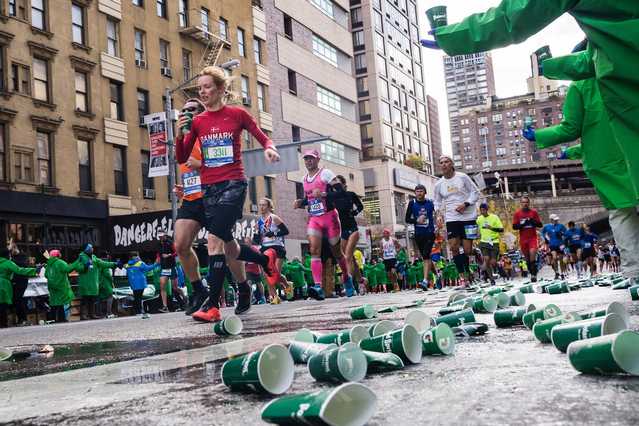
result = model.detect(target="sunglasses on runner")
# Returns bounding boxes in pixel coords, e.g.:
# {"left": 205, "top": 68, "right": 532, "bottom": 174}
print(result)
{"left": 182, "top": 107, "right": 199, "bottom": 113}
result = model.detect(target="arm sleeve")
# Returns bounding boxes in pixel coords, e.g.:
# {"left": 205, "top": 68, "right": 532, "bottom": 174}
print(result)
{"left": 542, "top": 51, "right": 595, "bottom": 81}
{"left": 242, "top": 109, "right": 274, "bottom": 150}
{"left": 141, "top": 262, "right": 157, "bottom": 273}
{"left": 275, "top": 223, "right": 290, "bottom": 237}
{"left": 565, "top": 144, "right": 583, "bottom": 160}
{"left": 176, "top": 119, "right": 199, "bottom": 164}
{"left": 352, "top": 193, "right": 364, "bottom": 216}
{"left": 8, "top": 261, "right": 37, "bottom": 277}
{"left": 464, "top": 175, "right": 480, "bottom": 205}
{"left": 512, "top": 211, "right": 522, "bottom": 230}
{"left": 535, "top": 84, "right": 584, "bottom": 149}
{"left": 405, "top": 200, "right": 416, "bottom": 224}
{"left": 433, "top": 182, "right": 442, "bottom": 211}
{"left": 494, "top": 216, "right": 504, "bottom": 231}
{"left": 533, "top": 212, "right": 543, "bottom": 228}
{"left": 434, "top": 0, "right": 577, "bottom": 55}
{"left": 94, "top": 258, "right": 116, "bottom": 269}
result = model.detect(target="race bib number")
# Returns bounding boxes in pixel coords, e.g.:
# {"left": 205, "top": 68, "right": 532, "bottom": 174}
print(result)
{"left": 583, "top": 242, "right": 592, "bottom": 249}
{"left": 182, "top": 170, "right": 201, "bottom": 196}
{"left": 202, "top": 135, "right": 234, "bottom": 168}
{"left": 572, "top": 234, "right": 580, "bottom": 241}
{"left": 308, "top": 198, "right": 325, "bottom": 217}
{"left": 383, "top": 247, "right": 395, "bottom": 258}
{"left": 464, "top": 224, "right": 479, "bottom": 240}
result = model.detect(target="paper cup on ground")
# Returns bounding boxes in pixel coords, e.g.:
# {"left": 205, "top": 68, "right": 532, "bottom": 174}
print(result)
{"left": 612, "top": 279, "right": 632, "bottom": 290}
{"left": 494, "top": 304, "right": 536, "bottom": 328}
{"left": 551, "top": 313, "right": 627, "bottom": 353}
{"left": 261, "top": 382, "right": 377, "bottom": 426}
{"left": 359, "top": 325, "right": 422, "bottom": 364}
{"left": 518, "top": 284, "right": 534, "bottom": 294}
{"left": 363, "top": 351, "right": 404, "bottom": 373}
{"left": 350, "top": 304, "right": 377, "bottom": 320}
{"left": 221, "top": 344, "right": 294, "bottom": 395}
{"left": 547, "top": 282, "right": 570, "bottom": 295}
{"left": 532, "top": 312, "right": 582, "bottom": 343}
{"left": 630, "top": 285, "right": 639, "bottom": 301}
{"left": 378, "top": 306, "right": 398, "bottom": 313}
{"left": 425, "top": 5, "right": 447, "bottom": 29}
{"left": 464, "top": 295, "right": 497, "bottom": 313}
{"left": 453, "top": 322, "right": 489, "bottom": 337}
{"left": 368, "top": 320, "right": 397, "bottom": 337}
{"left": 580, "top": 301, "right": 630, "bottom": 328}
{"left": 567, "top": 330, "right": 639, "bottom": 375}
{"left": 422, "top": 323, "right": 455, "bottom": 355}
{"left": 213, "top": 315, "right": 243, "bottom": 336}
{"left": 405, "top": 310, "right": 435, "bottom": 333}
{"left": 439, "top": 305, "right": 464, "bottom": 316}
{"left": 507, "top": 290, "right": 526, "bottom": 306}
{"left": 447, "top": 292, "right": 468, "bottom": 306}
{"left": 0, "top": 347, "right": 12, "bottom": 362}
{"left": 484, "top": 287, "right": 503, "bottom": 296}
{"left": 317, "top": 325, "right": 369, "bottom": 346}
{"left": 436, "top": 308, "right": 476, "bottom": 328}
{"left": 308, "top": 342, "right": 367, "bottom": 383}
{"left": 289, "top": 341, "right": 337, "bottom": 364}
{"left": 523, "top": 304, "right": 561, "bottom": 329}
{"left": 294, "top": 328, "right": 320, "bottom": 343}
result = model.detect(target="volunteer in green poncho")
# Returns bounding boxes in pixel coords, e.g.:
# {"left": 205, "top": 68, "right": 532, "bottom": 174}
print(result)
{"left": 74, "top": 244, "right": 116, "bottom": 320}
{"left": 424, "top": 0, "right": 639, "bottom": 201}
{"left": 363, "top": 261, "right": 377, "bottom": 292}
{"left": 0, "top": 248, "right": 38, "bottom": 328}
{"left": 44, "top": 249, "right": 78, "bottom": 323}
{"left": 523, "top": 48, "right": 639, "bottom": 284}
{"left": 98, "top": 254, "right": 120, "bottom": 318}
{"left": 285, "top": 258, "right": 309, "bottom": 300}
{"left": 374, "top": 260, "right": 387, "bottom": 292}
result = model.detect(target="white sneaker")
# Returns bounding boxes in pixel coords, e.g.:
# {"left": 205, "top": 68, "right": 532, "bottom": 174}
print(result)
{"left": 141, "top": 313, "right": 151, "bottom": 319}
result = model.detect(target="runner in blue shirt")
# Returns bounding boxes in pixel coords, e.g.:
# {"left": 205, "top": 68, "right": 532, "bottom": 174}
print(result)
{"left": 405, "top": 184, "right": 436, "bottom": 289}
{"left": 542, "top": 214, "right": 568, "bottom": 279}
{"left": 581, "top": 225, "right": 598, "bottom": 277}
{"left": 564, "top": 221, "right": 586, "bottom": 278}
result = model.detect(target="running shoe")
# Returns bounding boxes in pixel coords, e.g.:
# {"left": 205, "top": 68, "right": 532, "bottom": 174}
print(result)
{"left": 158, "top": 306, "right": 169, "bottom": 313}
{"left": 235, "top": 284, "right": 253, "bottom": 315}
{"left": 307, "top": 285, "right": 325, "bottom": 301}
{"left": 270, "top": 295, "right": 281, "bottom": 305}
{"left": 257, "top": 297, "right": 267, "bottom": 305}
{"left": 343, "top": 275, "right": 355, "bottom": 297}
{"left": 192, "top": 301, "right": 221, "bottom": 322}
{"left": 531, "top": 276, "right": 537, "bottom": 283}
{"left": 186, "top": 286, "right": 209, "bottom": 315}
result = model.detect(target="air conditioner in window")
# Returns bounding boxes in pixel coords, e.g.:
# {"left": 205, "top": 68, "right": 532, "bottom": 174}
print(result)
{"left": 242, "top": 96, "right": 252, "bottom": 106}
{"left": 250, "top": 203, "right": 258, "bottom": 213}
{"left": 161, "top": 67, "right": 173, "bottom": 78}
{"left": 135, "top": 59, "right": 147, "bottom": 68}
{"left": 143, "top": 188, "right": 156, "bottom": 199}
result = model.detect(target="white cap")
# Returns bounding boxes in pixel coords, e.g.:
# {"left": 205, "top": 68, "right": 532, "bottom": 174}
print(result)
{"left": 549, "top": 214, "right": 559, "bottom": 221}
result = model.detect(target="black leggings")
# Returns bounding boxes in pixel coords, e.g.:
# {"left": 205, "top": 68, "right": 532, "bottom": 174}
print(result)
{"left": 0, "top": 303, "right": 9, "bottom": 328}
{"left": 47, "top": 305, "right": 67, "bottom": 322}
{"left": 133, "top": 290, "right": 144, "bottom": 314}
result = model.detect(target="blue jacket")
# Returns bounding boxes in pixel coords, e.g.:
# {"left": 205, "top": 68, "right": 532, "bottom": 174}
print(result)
{"left": 542, "top": 223, "right": 567, "bottom": 248}
{"left": 564, "top": 227, "right": 586, "bottom": 247}
{"left": 125, "top": 258, "right": 158, "bottom": 290}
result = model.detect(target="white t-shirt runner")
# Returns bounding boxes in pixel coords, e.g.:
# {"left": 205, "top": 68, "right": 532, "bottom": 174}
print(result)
{"left": 433, "top": 172, "right": 480, "bottom": 222}
{"left": 382, "top": 238, "right": 397, "bottom": 260}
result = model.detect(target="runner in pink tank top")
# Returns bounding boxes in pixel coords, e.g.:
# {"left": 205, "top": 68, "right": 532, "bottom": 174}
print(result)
{"left": 294, "top": 149, "right": 355, "bottom": 299}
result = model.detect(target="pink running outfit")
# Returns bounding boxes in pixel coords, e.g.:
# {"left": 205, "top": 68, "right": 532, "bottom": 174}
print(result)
{"left": 303, "top": 168, "right": 342, "bottom": 240}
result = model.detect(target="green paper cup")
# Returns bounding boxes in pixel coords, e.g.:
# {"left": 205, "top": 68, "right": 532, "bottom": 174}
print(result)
{"left": 0, "top": 347, "right": 12, "bottom": 362}
{"left": 494, "top": 304, "right": 536, "bottom": 328}
{"left": 363, "top": 350, "right": 404, "bottom": 373}
{"left": 213, "top": 315, "right": 243, "bottom": 336}
{"left": 569, "top": 283, "right": 582, "bottom": 291}
{"left": 580, "top": 301, "right": 629, "bottom": 328}
{"left": 464, "top": 294, "right": 498, "bottom": 313}
{"left": 436, "top": 308, "right": 476, "bottom": 327}
{"left": 453, "top": 322, "right": 489, "bottom": 337}
{"left": 422, "top": 323, "right": 455, "bottom": 355}
{"left": 532, "top": 312, "right": 582, "bottom": 343}
{"left": 448, "top": 292, "right": 468, "bottom": 306}
{"left": 368, "top": 320, "right": 397, "bottom": 337}
{"left": 551, "top": 313, "right": 627, "bottom": 353}
{"left": 507, "top": 290, "right": 526, "bottom": 306}
{"left": 439, "top": 305, "right": 464, "bottom": 316}
{"left": 425, "top": 5, "right": 447, "bottom": 29}
{"left": 567, "top": 330, "right": 639, "bottom": 375}
{"left": 404, "top": 310, "right": 435, "bottom": 334}
{"left": 547, "top": 282, "right": 570, "bottom": 295}
{"left": 289, "top": 341, "right": 337, "bottom": 364}
{"left": 629, "top": 285, "right": 639, "bottom": 301}
{"left": 350, "top": 304, "right": 377, "bottom": 320}
{"left": 294, "top": 328, "right": 320, "bottom": 343}
{"left": 378, "top": 306, "right": 398, "bottom": 314}
{"left": 484, "top": 287, "right": 503, "bottom": 296}
{"left": 317, "top": 325, "right": 369, "bottom": 346}
{"left": 523, "top": 304, "right": 561, "bottom": 329}
{"left": 308, "top": 342, "right": 367, "bottom": 383}
{"left": 494, "top": 292, "right": 510, "bottom": 309}
{"left": 612, "top": 279, "right": 632, "bottom": 290}
{"left": 181, "top": 111, "right": 193, "bottom": 131}
{"left": 261, "top": 382, "right": 377, "bottom": 426}
{"left": 221, "top": 344, "right": 294, "bottom": 395}
{"left": 359, "top": 325, "right": 422, "bottom": 364}
{"left": 518, "top": 284, "right": 534, "bottom": 294}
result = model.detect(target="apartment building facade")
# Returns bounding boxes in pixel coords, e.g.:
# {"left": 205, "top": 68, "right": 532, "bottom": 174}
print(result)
{"left": 426, "top": 94, "right": 441, "bottom": 173}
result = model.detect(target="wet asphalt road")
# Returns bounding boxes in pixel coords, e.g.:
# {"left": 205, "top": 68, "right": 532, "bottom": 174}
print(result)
{"left": 1, "top": 273, "right": 638, "bottom": 425}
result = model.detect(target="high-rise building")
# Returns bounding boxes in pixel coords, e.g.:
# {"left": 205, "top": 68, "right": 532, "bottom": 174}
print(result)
{"left": 443, "top": 52, "right": 496, "bottom": 168}
{"left": 0, "top": 0, "right": 266, "bottom": 257}
{"left": 426, "top": 94, "right": 441, "bottom": 172}
{"left": 350, "top": 0, "right": 436, "bottom": 241}
{"left": 261, "top": 0, "right": 364, "bottom": 258}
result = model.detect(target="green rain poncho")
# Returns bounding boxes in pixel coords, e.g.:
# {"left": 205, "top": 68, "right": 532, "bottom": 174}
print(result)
{"left": 363, "top": 263, "right": 377, "bottom": 287}
{"left": 535, "top": 56, "right": 636, "bottom": 209}
{"left": 45, "top": 257, "right": 78, "bottom": 307}
{"left": 75, "top": 252, "right": 116, "bottom": 297}
{"left": 0, "top": 257, "right": 37, "bottom": 305}
{"left": 374, "top": 262, "right": 387, "bottom": 285}
{"left": 284, "top": 260, "right": 309, "bottom": 288}
{"left": 434, "top": 1, "right": 639, "bottom": 200}
{"left": 98, "top": 260, "right": 115, "bottom": 300}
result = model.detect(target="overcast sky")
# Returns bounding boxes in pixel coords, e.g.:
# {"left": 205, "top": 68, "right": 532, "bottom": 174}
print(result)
{"left": 416, "top": 0, "right": 586, "bottom": 155}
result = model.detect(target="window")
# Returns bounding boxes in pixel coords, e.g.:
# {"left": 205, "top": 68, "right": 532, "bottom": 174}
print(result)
{"left": 310, "top": 0, "right": 333, "bottom": 18}
{"left": 159, "top": 39, "right": 170, "bottom": 69}
{"left": 352, "top": 30, "right": 364, "bottom": 50}
{"left": 492, "top": 113, "right": 502, "bottom": 122}
{"left": 354, "top": 53, "right": 366, "bottom": 73}
{"left": 248, "top": 177, "right": 257, "bottom": 205}
{"left": 132, "top": 0, "right": 143, "bottom": 7}
{"left": 137, "top": 89, "right": 149, "bottom": 125}
{"left": 156, "top": 0, "right": 167, "bottom": 18}
{"left": 31, "top": 0, "right": 46, "bottom": 30}
{"left": 106, "top": 18, "right": 119, "bottom": 57}
{"left": 134, "top": 29, "right": 146, "bottom": 64}
{"left": 380, "top": 100, "right": 391, "bottom": 122}
{"left": 256, "top": 83, "right": 266, "bottom": 112}
{"left": 240, "top": 75, "right": 249, "bottom": 103}
{"left": 351, "top": 7, "right": 362, "bottom": 27}
{"left": 36, "top": 131, "right": 52, "bottom": 186}
{"left": 219, "top": 17, "right": 228, "bottom": 40}
{"left": 291, "top": 125, "right": 300, "bottom": 142}
{"left": 74, "top": 71, "right": 88, "bottom": 112}
{"left": 320, "top": 140, "right": 346, "bottom": 166}
{"left": 317, "top": 86, "right": 341, "bottom": 115}
{"left": 358, "top": 100, "right": 370, "bottom": 120}
{"left": 200, "top": 8, "right": 209, "bottom": 33}
{"left": 10, "top": 63, "right": 30, "bottom": 95}
{"left": 356, "top": 76, "right": 368, "bottom": 96}
{"left": 78, "top": 139, "right": 92, "bottom": 191}
{"left": 287, "top": 69, "right": 297, "bottom": 94}
{"left": 264, "top": 176, "right": 273, "bottom": 199}
{"left": 113, "top": 146, "right": 127, "bottom": 195}
{"left": 378, "top": 78, "right": 388, "bottom": 99}
{"left": 178, "top": 0, "right": 188, "bottom": 27}
{"left": 140, "top": 150, "right": 154, "bottom": 191}
{"left": 312, "top": 35, "right": 338, "bottom": 67}
{"left": 0, "top": 124, "right": 5, "bottom": 181}
{"left": 182, "top": 50, "right": 191, "bottom": 81}
{"left": 71, "top": 3, "right": 86, "bottom": 45}
{"left": 32, "top": 58, "right": 49, "bottom": 102}
{"left": 283, "top": 14, "right": 292, "bottom": 39}
{"left": 109, "top": 80, "right": 123, "bottom": 120}
{"left": 14, "top": 150, "right": 33, "bottom": 182}
{"left": 237, "top": 28, "right": 246, "bottom": 57}
{"left": 377, "top": 54, "right": 387, "bottom": 76}
{"left": 253, "top": 38, "right": 262, "bottom": 64}
{"left": 382, "top": 124, "right": 393, "bottom": 146}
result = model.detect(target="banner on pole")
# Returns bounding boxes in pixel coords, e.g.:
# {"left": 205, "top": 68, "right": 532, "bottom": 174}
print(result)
{"left": 144, "top": 112, "right": 169, "bottom": 177}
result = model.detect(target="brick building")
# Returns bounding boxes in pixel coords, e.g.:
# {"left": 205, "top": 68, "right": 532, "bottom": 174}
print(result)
{"left": 426, "top": 94, "right": 441, "bottom": 172}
